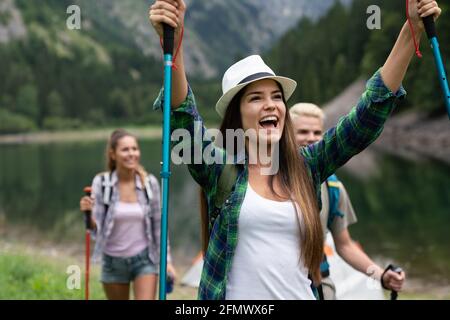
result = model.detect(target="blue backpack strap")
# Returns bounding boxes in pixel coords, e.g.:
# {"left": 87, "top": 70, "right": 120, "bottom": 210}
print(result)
{"left": 308, "top": 275, "right": 322, "bottom": 300}
{"left": 320, "top": 257, "right": 330, "bottom": 277}
{"left": 320, "top": 175, "right": 344, "bottom": 278}
{"left": 326, "top": 174, "right": 344, "bottom": 230}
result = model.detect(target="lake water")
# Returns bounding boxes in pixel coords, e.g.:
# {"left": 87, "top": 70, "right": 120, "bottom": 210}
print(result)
{"left": 1, "top": 139, "right": 449, "bottom": 284}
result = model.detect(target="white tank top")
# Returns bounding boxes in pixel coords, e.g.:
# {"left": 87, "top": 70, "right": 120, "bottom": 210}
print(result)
{"left": 104, "top": 201, "right": 148, "bottom": 258}
{"left": 225, "top": 183, "right": 316, "bottom": 300}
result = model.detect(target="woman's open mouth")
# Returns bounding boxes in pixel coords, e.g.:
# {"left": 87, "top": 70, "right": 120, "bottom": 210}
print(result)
{"left": 259, "top": 115, "right": 279, "bottom": 130}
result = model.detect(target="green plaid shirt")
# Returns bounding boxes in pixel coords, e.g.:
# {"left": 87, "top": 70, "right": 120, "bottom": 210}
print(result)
{"left": 154, "top": 69, "right": 405, "bottom": 300}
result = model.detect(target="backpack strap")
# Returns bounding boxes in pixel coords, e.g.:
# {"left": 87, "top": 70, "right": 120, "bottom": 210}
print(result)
{"left": 101, "top": 172, "right": 113, "bottom": 231}
{"left": 210, "top": 164, "right": 238, "bottom": 229}
{"left": 100, "top": 172, "right": 154, "bottom": 231}
{"left": 321, "top": 174, "right": 344, "bottom": 279}
{"left": 326, "top": 174, "right": 344, "bottom": 230}
{"left": 143, "top": 175, "right": 155, "bottom": 229}
{"left": 214, "top": 164, "right": 238, "bottom": 209}
{"left": 320, "top": 255, "right": 331, "bottom": 278}
{"left": 308, "top": 275, "right": 322, "bottom": 300}
{"left": 102, "top": 172, "right": 113, "bottom": 206}
{"left": 144, "top": 175, "right": 153, "bottom": 204}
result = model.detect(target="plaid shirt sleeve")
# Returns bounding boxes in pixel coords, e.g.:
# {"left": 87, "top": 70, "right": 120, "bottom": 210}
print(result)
{"left": 301, "top": 69, "right": 406, "bottom": 186}
{"left": 153, "top": 86, "right": 226, "bottom": 192}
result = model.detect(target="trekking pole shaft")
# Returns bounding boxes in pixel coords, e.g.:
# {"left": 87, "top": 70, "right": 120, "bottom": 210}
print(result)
{"left": 159, "top": 23, "right": 174, "bottom": 301}
{"left": 83, "top": 186, "right": 92, "bottom": 301}
{"left": 390, "top": 291, "right": 398, "bottom": 300}
{"left": 422, "top": 16, "right": 450, "bottom": 119}
{"left": 85, "top": 231, "right": 90, "bottom": 300}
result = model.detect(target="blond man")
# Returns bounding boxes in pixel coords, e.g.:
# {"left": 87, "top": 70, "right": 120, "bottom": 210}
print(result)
{"left": 290, "top": 103, "right": 405, "bottom": 299}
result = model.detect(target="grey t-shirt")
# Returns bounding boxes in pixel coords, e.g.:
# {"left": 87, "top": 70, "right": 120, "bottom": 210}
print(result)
{"left": 320, "top": 180, "right": 357, "bottom": 237}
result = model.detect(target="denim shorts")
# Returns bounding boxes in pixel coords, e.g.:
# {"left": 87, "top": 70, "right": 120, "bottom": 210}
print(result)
{"left": 101, "top": 247, "right": 158, "bottom": 284}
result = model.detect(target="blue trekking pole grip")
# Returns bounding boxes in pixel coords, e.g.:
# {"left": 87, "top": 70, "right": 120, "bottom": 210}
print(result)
{"left": 422, "top": 15, "right": 450, "bottom": 119}
{"left": 159, "top": 23, "right": 174, "bottom": 301}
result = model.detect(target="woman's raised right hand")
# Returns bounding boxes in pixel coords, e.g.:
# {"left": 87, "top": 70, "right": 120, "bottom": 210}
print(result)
{"left": 80, "top": 196, "right": 93, "bottom": 212}
{"left": 149, "top": 0, "right": 186, "bottom": 39}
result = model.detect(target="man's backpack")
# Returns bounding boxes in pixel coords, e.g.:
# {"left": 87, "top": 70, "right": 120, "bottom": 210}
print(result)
{"left": 325, "top": 174, "right": 344, "bottom": 229}
{"left": 320, "top": 174, "right": 344, "bottom": 278}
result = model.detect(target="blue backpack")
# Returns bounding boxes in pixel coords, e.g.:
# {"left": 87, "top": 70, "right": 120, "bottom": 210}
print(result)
{"left": 326, "top": 174, "right": 345, "bottom": 229}
{"left": 320, "top": 174, "right": 345, "bottom": 277}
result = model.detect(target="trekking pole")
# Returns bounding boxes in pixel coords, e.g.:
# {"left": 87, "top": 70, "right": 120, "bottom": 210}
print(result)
{"left": 83, "top": 186, "right": 92, "bottom": 301}
{"left": 386, "top": 264, "right": 403, "bottom": 300}
{"left": 159, "top": 23, "right": 175, "bottom": 301}
{"left": 422, "top": 15, "right": 450, "bottom": 119}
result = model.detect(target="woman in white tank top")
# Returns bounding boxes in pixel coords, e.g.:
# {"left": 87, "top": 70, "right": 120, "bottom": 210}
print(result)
{"left": 149, "top": 0, "right": 440, "bottom": 300}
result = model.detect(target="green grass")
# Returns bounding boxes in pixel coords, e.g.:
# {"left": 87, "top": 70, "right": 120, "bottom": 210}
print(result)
{"left": 0, "top": 248, "right": 197, "bottom": 300}
{"left": 1, "top": 249, "right": 446, "bottom": 300}
{"left": 0, "top": 252, "right": 105, "bottom": 300}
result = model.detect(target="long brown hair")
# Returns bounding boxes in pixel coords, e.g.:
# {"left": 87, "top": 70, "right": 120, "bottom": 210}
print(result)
{"left": 106, "top": 129, "right": 148, "bottom": 185}
{"left": 200, "top": 82, "right": 323, "bottom": 284}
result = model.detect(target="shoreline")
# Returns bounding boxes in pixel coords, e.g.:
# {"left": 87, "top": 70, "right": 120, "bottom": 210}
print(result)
{"left": 0, "top": 127, "right": 163, "bottom": 144}
{"left": 0, "top": 121, "right": 221, "bottom": 145}
{"left": 1, "top": 116, "right": 449, "bottom": 166}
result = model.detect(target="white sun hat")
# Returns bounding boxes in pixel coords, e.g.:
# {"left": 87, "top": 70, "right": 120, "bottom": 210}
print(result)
{"left": 215, "top": 55, "right": 297, "bottom": 118}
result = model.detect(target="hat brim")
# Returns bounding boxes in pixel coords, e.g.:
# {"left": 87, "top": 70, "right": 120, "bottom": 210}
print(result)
{"left": 215, "top": 75, "right": 297, "bottom": 118}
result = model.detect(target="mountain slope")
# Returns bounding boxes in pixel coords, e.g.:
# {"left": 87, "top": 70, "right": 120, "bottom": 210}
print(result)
{"left": 0, "top": 0, "right": 353, "bottom": 133}
{"left": 267, "top": 0, "right": 450, "bottom": 114}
